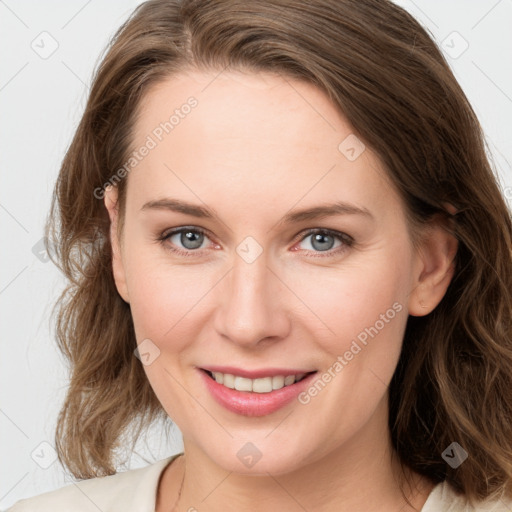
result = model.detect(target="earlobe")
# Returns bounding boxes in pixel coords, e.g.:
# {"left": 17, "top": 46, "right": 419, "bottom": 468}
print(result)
{"left": 104, "top": 186, "right": 130, "bottom": 303}
{"left": 408, "top": 214, "right": 458, "bottom": 317}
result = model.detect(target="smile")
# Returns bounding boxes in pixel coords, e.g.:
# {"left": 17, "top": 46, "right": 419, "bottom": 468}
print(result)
{"left": 205, "top": 370, "right": 311, "bottom": 393}
{"left": 198, "top": 367, "right": 318, "bottom": 416}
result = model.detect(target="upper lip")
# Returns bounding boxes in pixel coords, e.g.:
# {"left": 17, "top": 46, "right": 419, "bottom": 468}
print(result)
{"left": 199, "top": 366, "right": 317, "bottom": 379}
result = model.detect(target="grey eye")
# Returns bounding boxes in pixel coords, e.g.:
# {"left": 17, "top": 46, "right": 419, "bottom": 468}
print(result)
{"left": 170, "top": 229, "right": 206, "bottom": 250}
{"left": 299, "top": 232, "right": 343, "bottom": 252}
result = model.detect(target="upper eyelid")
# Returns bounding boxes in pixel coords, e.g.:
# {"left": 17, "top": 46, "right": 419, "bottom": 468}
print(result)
{"left": 293, "top": 227, "right": 352, "bottom": 242}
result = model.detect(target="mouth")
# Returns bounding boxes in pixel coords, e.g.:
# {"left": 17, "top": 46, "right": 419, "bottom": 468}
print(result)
{"left": 198, "top": 367, "right": 318, "bottom": 417}
{"left": 201, "top": 369, "right": 316, "bottom": 394}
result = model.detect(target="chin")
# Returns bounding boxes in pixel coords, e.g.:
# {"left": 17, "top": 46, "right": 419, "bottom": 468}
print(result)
{"left": 198, "top": 438, "right": 315, "bottom": 477}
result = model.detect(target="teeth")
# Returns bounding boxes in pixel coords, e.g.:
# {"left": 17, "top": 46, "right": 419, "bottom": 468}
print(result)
{"left": 271, "top": 375, "right": 284, "bottom": 390}
{"left": 234, "top": 376, "right": 253, "bottom": 392}
{"left": 284, "top": 375, "right": 295, "bottom": 386}
{"left": 210, "top": 371, "right": 308, "bottom": 393}
{"left": 221, "top": 373, "right": 235, "bottom": 389}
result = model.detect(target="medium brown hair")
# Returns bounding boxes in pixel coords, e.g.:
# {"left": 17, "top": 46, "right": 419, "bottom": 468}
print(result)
{"left": 46, "top": 0, "right": 512, "bottom": 505}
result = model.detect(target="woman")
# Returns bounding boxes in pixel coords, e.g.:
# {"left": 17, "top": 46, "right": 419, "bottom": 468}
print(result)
{"left": 8, "top": 0, "right": 512, "bottom": 511}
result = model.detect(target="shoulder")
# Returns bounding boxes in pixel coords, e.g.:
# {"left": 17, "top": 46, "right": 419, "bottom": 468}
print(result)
{"left": 6, "top": 455, "right": 180, "bottom": 512}
{"left": 422, "top": 480, "right": 512, "bottom": 512}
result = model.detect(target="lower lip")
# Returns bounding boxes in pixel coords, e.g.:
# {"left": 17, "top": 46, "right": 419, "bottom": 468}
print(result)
{"left": 199, "top": 369, "right": 317, "bottom": 417}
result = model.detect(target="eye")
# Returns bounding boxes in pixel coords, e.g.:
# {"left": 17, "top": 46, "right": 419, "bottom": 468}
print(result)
{"left": 157, "top": 226, "right": 353, "bottom": 258}
{"left": 292, "top": 228, "right": 353, "bottom": 257}
{"left": 157, "top": 226, "right": 214, "bottom": 256}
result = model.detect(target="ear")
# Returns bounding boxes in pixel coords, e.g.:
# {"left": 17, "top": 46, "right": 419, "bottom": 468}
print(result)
{"left": 408, "top": 208, "right": 458, "bottom": 317}
{"left": 104, "top": 186, "right": 130, "bottom": 303}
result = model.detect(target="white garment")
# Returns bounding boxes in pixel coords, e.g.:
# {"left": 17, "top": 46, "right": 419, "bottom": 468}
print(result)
{"left": 6, "top": 453, "right": 512, "bottom": 511}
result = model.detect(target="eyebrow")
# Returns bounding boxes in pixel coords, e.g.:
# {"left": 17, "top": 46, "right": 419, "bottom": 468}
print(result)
{"left": 140, "top": 198, "right": 374, "bottom": 224}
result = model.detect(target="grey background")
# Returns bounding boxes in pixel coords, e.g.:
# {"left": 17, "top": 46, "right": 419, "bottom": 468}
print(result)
{"left": 1, "top": 0, "right": 511, "bottom": 508}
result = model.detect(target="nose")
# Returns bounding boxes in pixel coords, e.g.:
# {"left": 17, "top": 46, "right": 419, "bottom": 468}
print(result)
{"left": 213, "top": 250, "right": 291, "bottom": 348}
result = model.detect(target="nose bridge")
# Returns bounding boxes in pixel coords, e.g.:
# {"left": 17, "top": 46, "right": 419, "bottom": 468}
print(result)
{"left": 214, "top": 246, "right": 289, "bottom": 346}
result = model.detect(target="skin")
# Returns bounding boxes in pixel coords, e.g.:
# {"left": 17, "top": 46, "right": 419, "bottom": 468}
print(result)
{"left": 104, "top": 69, "right": 458, "bottom": 511}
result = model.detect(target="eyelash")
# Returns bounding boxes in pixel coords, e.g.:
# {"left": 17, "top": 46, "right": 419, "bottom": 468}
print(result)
{"left": 156, "top": 226, "right": 354, "bottom": 258}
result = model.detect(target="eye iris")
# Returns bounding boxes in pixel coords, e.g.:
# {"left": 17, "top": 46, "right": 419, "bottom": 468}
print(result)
{"left": 181, "top": 230, "right": 203, "bottom": 250}
{"left": 311, "top": 233, "right": 334, "bottom": 251}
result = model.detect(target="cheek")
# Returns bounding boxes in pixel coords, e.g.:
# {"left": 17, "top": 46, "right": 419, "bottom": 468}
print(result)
{"left": 124, "top": 252, "right": 214, "bottom": 420}
{"left": 282, "top": 252, "right": 410, "bottom": 355}
{"left": 127, "top": 263, "right": 211, "bottom": 344}
{"left": 291, "top": 273, "right": 408, "bottom": 446}
{"left": 290, "top": 249, "right": 410, "bottom": 429}
{"left": 288, "top": 253, "right": 411, "bottom": 431}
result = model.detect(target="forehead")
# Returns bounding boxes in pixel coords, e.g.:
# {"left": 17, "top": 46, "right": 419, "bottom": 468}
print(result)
{"left": 134, "top": 69, "right": 348, "bottom": 147}
{"left": 127, "top": 69, "right": 401, "bottom": 220}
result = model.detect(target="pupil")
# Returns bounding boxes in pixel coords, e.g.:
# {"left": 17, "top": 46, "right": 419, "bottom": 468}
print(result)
{"left": 312, "top": 233, "right": 334, "bottom": 251}
{"left": 182, "top": 231, "right": 203, "bottom": 249}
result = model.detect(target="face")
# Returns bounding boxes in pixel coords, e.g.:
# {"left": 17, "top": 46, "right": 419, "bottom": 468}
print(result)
{"left": 105, "top": 69, "right": 455, "bottom": 475}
